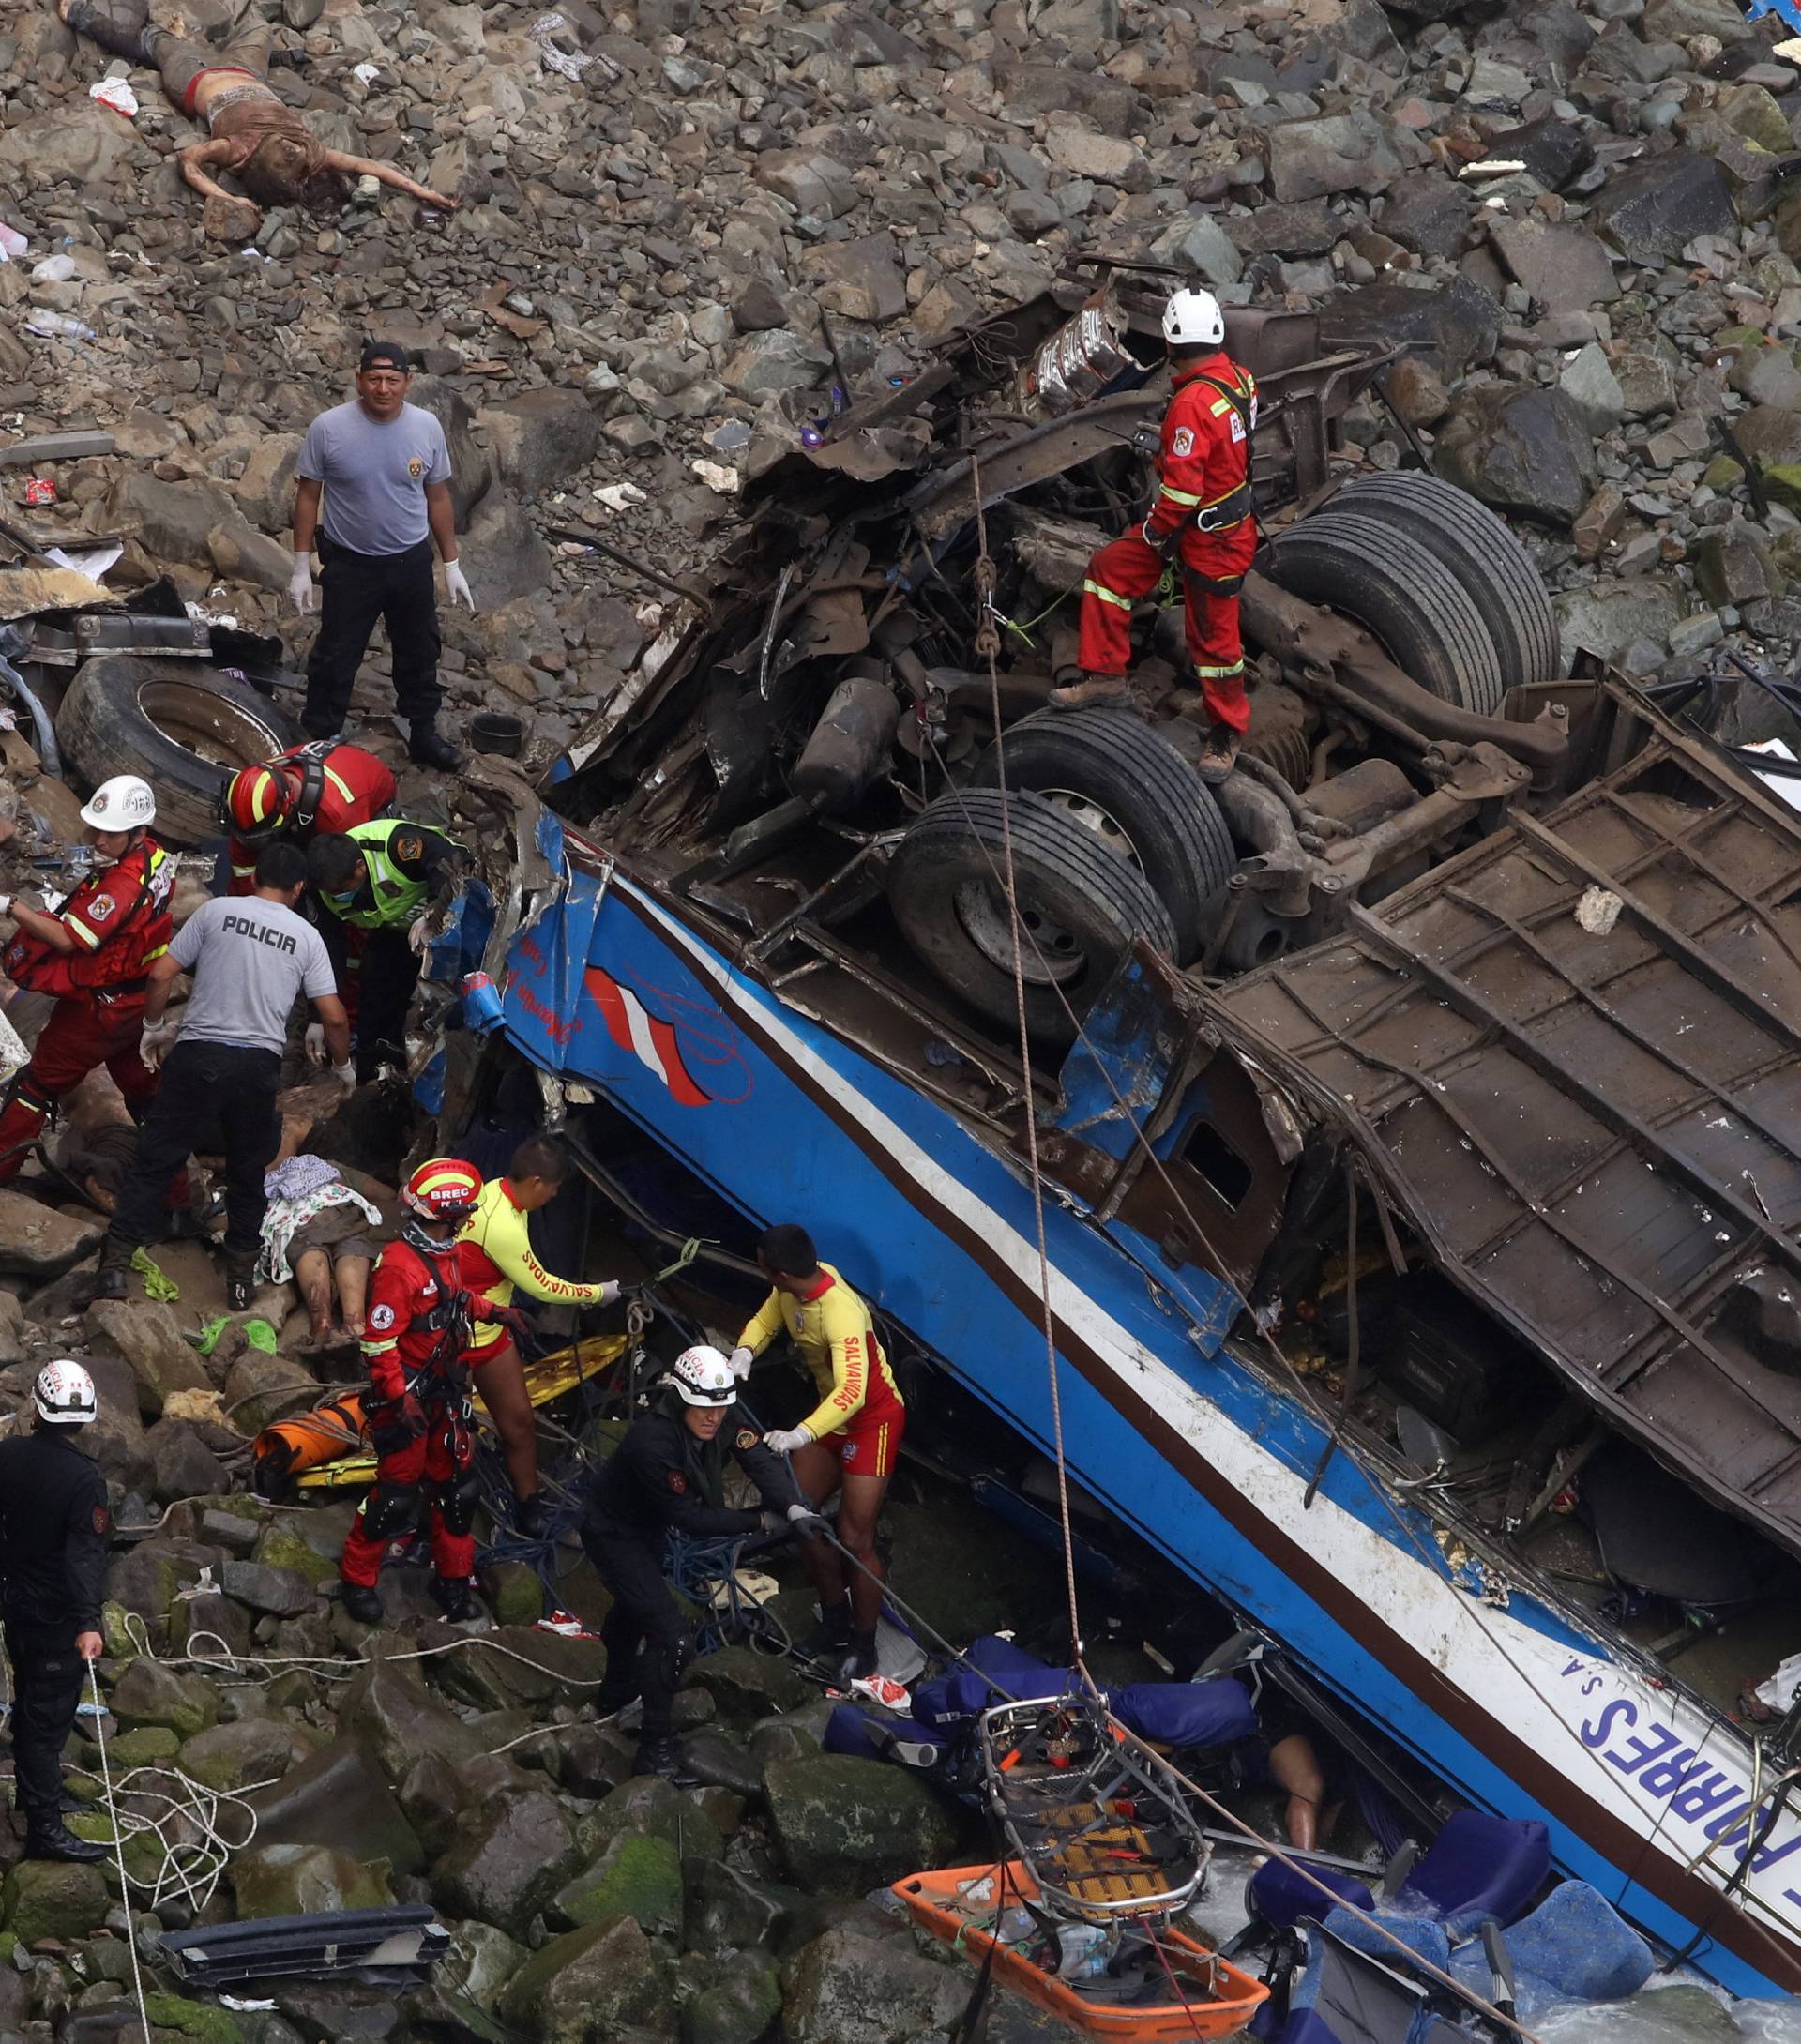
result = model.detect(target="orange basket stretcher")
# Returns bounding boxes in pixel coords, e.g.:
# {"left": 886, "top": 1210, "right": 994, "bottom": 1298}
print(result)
{"left": 893, "top": 1860, "right": 1270, "bottom": 2041}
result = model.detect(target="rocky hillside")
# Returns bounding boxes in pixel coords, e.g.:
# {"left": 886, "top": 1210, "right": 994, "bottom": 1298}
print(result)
{"left": 0, "top": 0, "right": 1795, "bottom": 765}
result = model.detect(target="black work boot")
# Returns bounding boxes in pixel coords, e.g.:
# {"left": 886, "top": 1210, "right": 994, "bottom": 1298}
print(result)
{"left": 225, "top": 1265, "right": 254, "bottom": 1313}
{"left": 515, "top": 1491, "right": 547, "bottom": 1540}
{"left": 431, "top": 1575, "right": 481, "bottom": 1623}
{"left": 24, "top": 1820, "right": 107, "bottom": 1865}
{"left": 91, "top": 1250, "right": 129, "bottom": 1303}
{"left": 1196, "top": 722, "right": 1241, "bottom": 785}
{"left": 634, "top": 1734, "right": 699, "bottom": 1788}
{"left": 800, "top": 1596, "right": 853, "bottom": 1659}
{"left": 340, "top": 1581, "right": 383, "bottom": 1624}
{"left": 839, "top": 1629, "right": 880, "bottom": 1684}
{"left": 409, "top": 723, "right": 464, "bottom": 771}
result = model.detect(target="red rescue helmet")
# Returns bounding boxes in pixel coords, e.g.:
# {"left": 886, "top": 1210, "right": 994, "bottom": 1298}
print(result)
{"left": 220, "top": 762, "right": 298, "bottom": 841}
{"left": 401, "top": 1158, "right": 483, "bottom": 1223}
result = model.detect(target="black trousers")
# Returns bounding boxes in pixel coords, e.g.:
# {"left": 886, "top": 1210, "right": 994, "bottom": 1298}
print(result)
{"left": 582, "top": 1525, "right": 687, "bottom": 1741}
{"left": 104, "top": 1040, "right": 280, "bottom": 1270}
{"left": 4, "top": 1616, "right": 84, "bottom": 1834}
{"left": 356, "top": 926, "right": 422, "bottom": 1084}
{"left": 303, "top": 533, "right": 443, "bottom": 738}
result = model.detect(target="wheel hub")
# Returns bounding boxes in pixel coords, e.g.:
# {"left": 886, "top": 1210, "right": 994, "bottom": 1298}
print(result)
{"left": 953, "top": 880, "right": 1086, "bottom": 986}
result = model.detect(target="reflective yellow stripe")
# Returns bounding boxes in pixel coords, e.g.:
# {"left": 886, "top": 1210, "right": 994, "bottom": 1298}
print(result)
{"left": 142, "top": 942, "right": 168, "bottom": 963}
{"left": 1210, "top": 398, "right": 1231, "bottom": 416}
{"left": 67, "top": 919, "right": 101, "bottom": 950}
{"left": 324, "top": 765, "right": 354, "bottom": 804}
{"left": 1158, "top": 484, "right": 1203, "bottom": 507}
{"left": 1082, "top": 578, "right": 1132, "bottom": 611}
{"left": 1192, "top": 661, "right": 1246, "bottom": 678}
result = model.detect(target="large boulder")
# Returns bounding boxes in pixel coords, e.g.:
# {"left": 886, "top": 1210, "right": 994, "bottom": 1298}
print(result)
{"left": 1, "top": 1859, "right": 111, "bottom": 1944}
{"left": 784, "top": 1923, "right": 969, "bottom": 2044}
{"left": 684, "top": 1954, "right": 781, "bottom": 2044}
{"left": 339, "top": 1647, "right": 487, "bottom": 1781}
{"left": 1265, "top": 110, "right": 1414, "bottom": 203}
{"left": 1551, "top": 581, "right": 1683, "bottom": 669}
{"left": 686, "top": 1644, "right": 812, "bottom": 1724}
{"left": 1434, "top": 387, "right": 1597, "bottom": 530}
{"left": 0, "top": 102, "right": 149, "bottom": 187}
{"left": 233, "top": 432, "right": 304, "bottom": 535}
{"left": 763, "top": 1755, "right": 964, "bottom": 1891}
{"left": 84, "top": 1299, "right": 211, "bottom": 1418}
{"left": 496, "top": 1914, "right": 673, "bottom": 2044}
{"left": 799, "top": 231, "right": 910, "bottom": 323}
{"left": 478, "top": 388, "right": 602, "bottom": 499}
{"left": 1592, "top": 152, "right": 1736, "bottom": 265}
{"left": 219, "top": 1350, "right": 320, "bottom": 1434}
{"left": 1320, "top": 276, "right": 1499, "bottom": 377}
{"left": 245, "top": 1736, "right": 425, "bottom": 1873}
{"left": 179, "top": 1714, "right": 316, "bottom": 1792}
{"left": 232, "top": 1842, "right": 394, "bottom": 1919}
{"left": 1488, "top": 220, "right": 1618, "bottom": 314}
{"left": 462, "top": 491, "right": 553, "bottom": 611}
{"left": 549, "top": 1829, "right": 682, "bottom": 1936}
{"left": 106, "top": 1655, "right": 219, "bottom": 1740}
{"left": 82, "top": 1355, "right": 155, "bottom": 1494}
{"left": 0, "top": 1189, "right": 103, "bottom": 1275}
{"left": 103, "top": 472, "right": 240, "bottom": 567}
{"left": 147, "top": 1417, "right": 230, "bottom": 1505}
{"left": 431, "top": 1786, "right": 583, "bottom": 1938}
{"left": 408, "top": 376, "right": 492, "bottom": 529}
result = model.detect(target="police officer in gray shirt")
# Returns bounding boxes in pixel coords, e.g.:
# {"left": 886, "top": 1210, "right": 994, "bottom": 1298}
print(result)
{"left": 291, "top": 341, "right": 473, "bottom": 772}
{"left": 95, "top": 841, "right": 351, "bottom": 1312}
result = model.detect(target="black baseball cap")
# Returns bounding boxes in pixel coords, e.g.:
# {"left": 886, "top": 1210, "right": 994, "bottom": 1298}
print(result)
{"left": 359, "top": 339, "right": 412, "bottom": 373}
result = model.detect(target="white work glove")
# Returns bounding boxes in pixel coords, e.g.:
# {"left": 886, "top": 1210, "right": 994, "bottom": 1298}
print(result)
{"left": 330, "top": 1060, "right": 356, "bottom": 1092}
{"left": 303, "top": 1021, "right": 327, "bottom": 1066}
{"left": 443, "top": 558, "right": 475, "bottom": 611}
{"left": 595, "top": 1279, "right": 621, "bottom": 1308}
{"left": 0, "top": 894, "right": 12, "bottom": 918}
{"left": 288, "top": 553, "right": 314, "bottom": 613}
{"left": 729, "top": 1345, "right": 754, "bottom": 1381}
{"left": 407, "top": 917, "right": 431, "bottom": 955}
{"left": 139, "top": 1017, "right": 177, "bottom": 1071}
{"left": 763, "top": 1424, "right": 815, "bottom": 1455}
{"left": 785, "top": 1501, "right": 831, "bottom": 1537}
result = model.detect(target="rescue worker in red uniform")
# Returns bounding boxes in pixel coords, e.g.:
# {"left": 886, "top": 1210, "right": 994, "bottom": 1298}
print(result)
{"left": 0, "top": 775, "right": 175, "bottom": 1181}
{"left": 219, "top": 739, "right": 397, "bottom": 896}
{"left": 1052, "top": 287, "right": 1258, "bottom": 783}
{"left": 338, "top": 1158, "right": 490, "bottom": 1624}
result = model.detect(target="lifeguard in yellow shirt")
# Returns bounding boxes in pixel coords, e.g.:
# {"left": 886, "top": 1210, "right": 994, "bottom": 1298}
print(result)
{"left": 459, "top": 1135, "right": 624, "bottom": 1535}
{"left": 732, "top": 1222, "right": 906, "bottom": 1680}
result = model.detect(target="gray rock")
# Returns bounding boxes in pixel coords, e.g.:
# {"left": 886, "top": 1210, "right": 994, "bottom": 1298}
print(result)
{"left": 0, "top": 1189, "right": 102, "bottom": 1274}
{"left": 755, "top": 149, "right": 856, "bottom": 220}
{"left": 687, "top": 1644, "right": 813, "bottom": 1724}
{"left": 233, "top": 432, "right": 303, "bottom": 535}
{"left": 103, "top": 472, "right": 238, "bottom": 568}
{"left": 1267, "top": 111, "right": 1409, "bottom": 204}
{"left": 247, "top": 1737, "right": 425, "bottom": 1874}
{"left": 685, "top": 1858, "right": 800, "bottom": 1957}
{"left": 1552, "top": 580, "right": 1683, "bottom": 667}
{"left": 84, "top": 1299, "right": 210, "bottom": 1417}
{"left": 221, "top": 1558, "right": 316, "bottom": 1617}
{"left": 440, "top": 1919, "right": 527, "bottom": 2013}
{"left": 146, "top": 1417, "right": 228, "bottom": 1505}
{"left": 209, "top": 516, "right": 294, "bottom": 593}
{"left": 1489, "top": 114, "right": 1595, "bottom": 193}
{"left": 0, "top": 1860, "right": 111, "bottom": 1945}
{"left": 1151, "top": 212, "right": 1243, "bottom": 286}
{"left": 0, "top": 102, "right": 148, "bottom": 187}
{"left": 1642, "top": 0, "right": 1754, "bottom": 38}
{"left": 1695, "top": 524, "right": 1778, "bottom": 609}
{"left": 1592, "top": 152, "right": 1736, "bottom": 264}
{"left": 784, "top": 1923, "right": 968, "bottom": 2044}
{"left": 1615, "top": 351, "right": 1679, "bottom": 419}
{"left": 496, "top": 1915, "right": 671, "bottom": 2044}
{"left": 82, "top": 1355, "right": 153, "bottom": 1494}
{"left": 407, "top": 375, "right": 492, "bottom": 531}
{"left": 799, "top": 232, "right": 908, "bottom": 324}
{"left": 233, "top": 1842, "right": 393, "bottom": 1919}
{"left": 1044, "top": 121, "right": 1148, "bottom": 190}
{"left": 548, "top": 1828, "right": 682, "bottom": 1936}
{"left": 1559, "top": 344, "right": 1627, "bottom": 434}
{"left": 108, "top": 1656, "right": 219, "bottom": 1739}
{"left": 462, "top": 492, "right": 554, "bottom": 611}
{"left": 1379, "top": 174, "right": 1473, "bottom": 260}
{"left": 1729, "top": 344, "right": 1801, "bottom": 411}
{"left": 431, "top": 1786, "right": 581, "bottom": 1938}
{"left": 479, "top": 388, "right": 602, "bottom": 498}
{"left": 720, "top": 328, "right": 833, "bottom": 399}
{"left": 1668, "top": 610, "right": 1727, "bottom": 657}
{"left": 1435, "top": 386, "right": 1597, "bottom": 529}
{"left": 684, "top": 1954, "right": 781, "bottom": 2044}
{"left": 182, "top": 1713, "right": 314, "bottom": 1791}
{"left": 341, "top": 1648, "right": 486, "bottom": 1781}
{"left": 220, "top": 1350, "right": 318, "bottom": 1434}
{"left": 1224, "top": 200, "right": 1339, "bottom": 258}
{"left": 1489, "top": 220, "right": 1619, "bottom": 313}
{"left": 1385, "top": 356, "right": 1452, "bottom": 428}
{"left": 1322, "top": 276, "right": 1500, "bottom": 376}
{"left": 273, "top": 1983, "right": 401, "bottom": 2043}
{"left": 764, "top": 1754, "right": 964, "bottom": 1891}
{"left": 729, "top": 276, "right": 790, "bottom": 333}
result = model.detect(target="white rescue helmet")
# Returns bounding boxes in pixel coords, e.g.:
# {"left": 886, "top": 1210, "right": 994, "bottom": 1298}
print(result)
{"left": 34, "top": 1359, "right": 98, "bottom": 1426}
{"left": 672, "top": 1344, "right": 737, "bottom": 1407}
{"left": 1162, "top": 286, "right": 1225, "bottom": 350}
{"left": 80, "top": 774, "right": 157, "bottom": 832}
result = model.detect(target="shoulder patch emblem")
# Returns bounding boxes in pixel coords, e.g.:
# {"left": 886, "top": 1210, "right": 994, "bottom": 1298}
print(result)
{"left": 667, "top": 1470, "right": 688, "bottom": 1493}
{"left": 408, "top": 456, "right": 425, "bottom": 478}
{"left": 735, "top": 1429, "right": 758, "bottom": 1451}
{"left": 87, "top": 894, "right": 115, "bottom": 922}
{"left": 93, "top": 1505, "right": 110, "bottom": 1537}
{"left": 395, "top": 834, "right": 423, "bottom": 863}
{"left": 1171, "top": 427, "right": 1195, "bottom": 459}
{"left": 369, "top": 1303, "right": 396, "bottom": 1332}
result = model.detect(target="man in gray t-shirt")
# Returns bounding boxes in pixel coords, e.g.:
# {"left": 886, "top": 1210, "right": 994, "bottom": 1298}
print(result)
{"left": 96, "top": 842, "right": 352, "bottom": 1313}
{"left": 291, "top": 340, "right": 474, "bottom": 773}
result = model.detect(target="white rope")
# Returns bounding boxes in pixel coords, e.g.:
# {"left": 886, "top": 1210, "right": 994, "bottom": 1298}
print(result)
{"left": 87, "top": 1660, "right": 152, "bottom": 2042}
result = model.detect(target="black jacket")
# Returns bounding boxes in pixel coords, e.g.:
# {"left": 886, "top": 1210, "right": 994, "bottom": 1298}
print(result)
{"left": 586, "top": 1402, "right": 802, "bottom": 1540}
{"left": 0, "top": 1429, "right": 110, "bottom": 1630}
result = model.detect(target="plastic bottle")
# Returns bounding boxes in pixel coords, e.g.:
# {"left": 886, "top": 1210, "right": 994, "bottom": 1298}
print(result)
{"left": 1053, "top": 1924, "right": 1111, "bottom": 1980}
{"left": 23, "top": 311, "right": 95, "bottom": 341}
{"left": 29, "top": 252, "right": 76, "bottom": 283}
{"left": 0, "top": 224, "right": 26, "bottom": 262}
